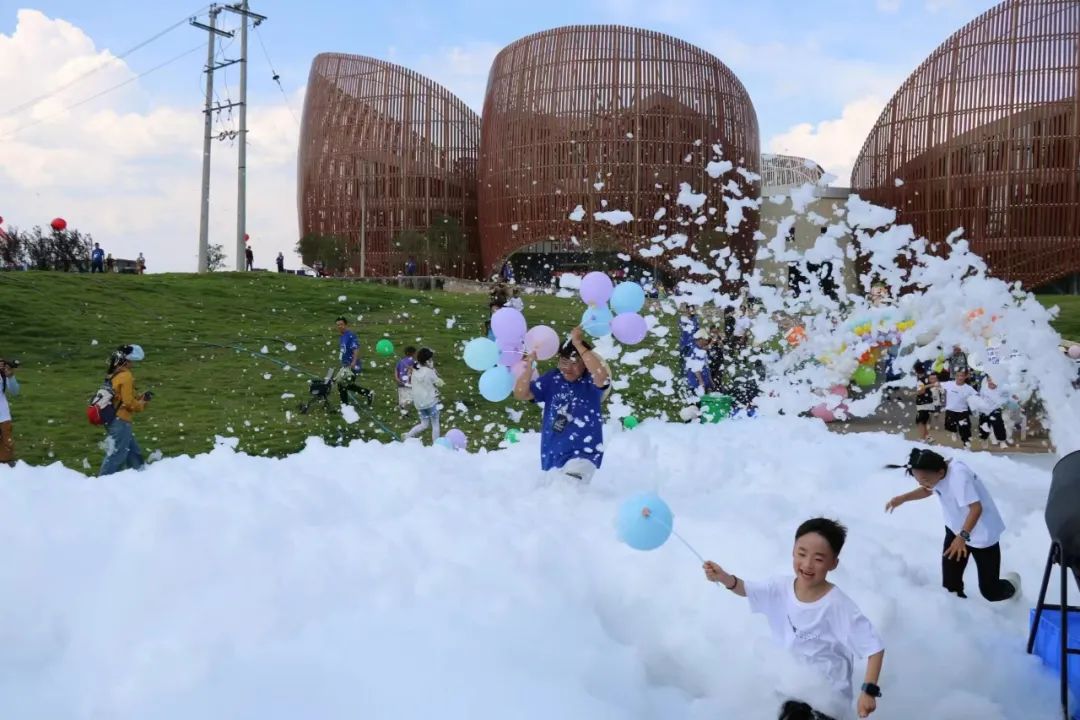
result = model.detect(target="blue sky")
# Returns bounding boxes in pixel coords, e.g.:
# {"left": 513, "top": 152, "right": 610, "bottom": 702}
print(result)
{"left": 8, "top": 0, "right": 1000, "bottom": 137}
{"left": 0, "top": 0, "right": 1002, "bottom": 270}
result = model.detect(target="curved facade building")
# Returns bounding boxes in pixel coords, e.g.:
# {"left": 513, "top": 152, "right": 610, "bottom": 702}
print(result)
{"left": 478, "top": 26, "right": 760, "bottom": 278}
{"left": 851, "top": 0, "right": 1080, "bottom": 288}
{"left": 298, "top": 54, "right": 481, "bottom": 277}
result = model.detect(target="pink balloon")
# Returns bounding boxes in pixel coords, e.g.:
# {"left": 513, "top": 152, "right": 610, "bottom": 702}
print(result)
{"left": 446, "top": 428, "right": 467, "bottom": 450}
{"left": 491, "top": 307, "right": 526, "bottom": 341}
{"left": 525, "top": 325, "right": 559, "bottom": 360}
{"left": 498, "top": 336, "right": 523, "bottom": 366}
{"left": 1069, "top": 345, "right": 1080, "bottom": 359}
{"left": 580, "top": 271, "right": 614, "bottom": 306}
{"left": 611, "top": 312, "right": 647, "bottom": 345}
{"left": 810, "top": 404, "right": 836, "bottom": 422}
{"left": 828, "top": 384, "right": 849, "bottom": 399}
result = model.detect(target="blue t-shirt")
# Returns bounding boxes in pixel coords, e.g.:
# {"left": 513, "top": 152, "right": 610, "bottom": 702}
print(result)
{"left": 92, "top": 248, "right": 104, "bottom": 263}
{"left": 530, "top": 369, "right": 607, "bottom": 471}
{"left": 679, "top": 314, "right": 699, "bottom": 356}
{"left": 340, "top": 330, "right": 361, "bottom": 369}
{"left": 395, "top": 356, "right": 415, "bottom": 386}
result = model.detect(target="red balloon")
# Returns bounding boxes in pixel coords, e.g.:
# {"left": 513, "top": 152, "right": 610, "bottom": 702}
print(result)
{"left": 51, "top": 217, "right": 67, "bottom": 231}
{"left": 0, "top": 216, "right": 4, "bottom": 224}
{"left": 244, "top": 233, "right": 250, "bottom": 241}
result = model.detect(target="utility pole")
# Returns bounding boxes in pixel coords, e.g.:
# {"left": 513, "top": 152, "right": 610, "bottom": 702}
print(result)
{"left": 223, "top": 1, "right": 266, "bottom": 271}
{"left": 190, "top": 6, "right": 233, "bottom": 272}
{"left": 191, "top": 3, "right": 266, "bottom": 273}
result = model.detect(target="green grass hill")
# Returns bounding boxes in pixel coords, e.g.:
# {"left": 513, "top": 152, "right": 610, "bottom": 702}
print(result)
{"left": 0, "top": 272, "right": 682, "bottom": 472}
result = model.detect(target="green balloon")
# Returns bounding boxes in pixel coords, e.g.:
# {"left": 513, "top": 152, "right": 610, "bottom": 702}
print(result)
{"left": 376, "top": 339, "right": 394, "bottom": 356}
{"left": 505, "top": 428, "right": 521, "bottom": 444}
{"left": 853, "top": 364, "right": 876, "bottom": 388}
{"left": 622, "top": 415, "right": 639, "bottom": 429}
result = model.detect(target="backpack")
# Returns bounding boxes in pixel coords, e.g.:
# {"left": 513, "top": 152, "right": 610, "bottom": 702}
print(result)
{"left": 87, "top": 377, "right": 117, "bottom": 426}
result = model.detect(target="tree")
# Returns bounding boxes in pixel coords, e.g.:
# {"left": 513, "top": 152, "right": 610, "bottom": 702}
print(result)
{"left": 207, "top": 243, "right": 226, "bottom": 271}
{"left": 296, "top": 234, "right": 349, "bottom": 274}
{"left": 1, "top": 225, "right": 91, "bottom": 271}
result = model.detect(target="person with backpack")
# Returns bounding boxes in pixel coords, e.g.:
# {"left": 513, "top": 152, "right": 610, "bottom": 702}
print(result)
{"left": 0, "top": 358, "right": 20, "bottom": 466}
{"left": 94, "top": 345, "right": 152, "bottom": 476}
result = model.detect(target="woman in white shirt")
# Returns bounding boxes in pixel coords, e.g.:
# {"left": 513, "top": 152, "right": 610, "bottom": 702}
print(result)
{"left": 885, "top": 448, "right": 1019, "bottom": 602}
{"left": 0, "top": 359, "right": 19, "bottom": 465}
{"left": 939, "top": 369, "right": 977, "bottom": 448}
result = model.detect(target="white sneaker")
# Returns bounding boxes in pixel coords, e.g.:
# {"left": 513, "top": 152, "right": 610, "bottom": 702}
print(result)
{"left": 1003, "top": 571, "right": 1022, "bottom": 600}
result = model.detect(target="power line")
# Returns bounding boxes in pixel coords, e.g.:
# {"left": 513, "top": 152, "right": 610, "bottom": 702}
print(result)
{"left": 254, "top": 25, "right": 300, "bottom": 126}
{"left": 0, "top": 43, "right": 206, "bottom": 142}
{"left": 0, "top": 4, "right": 213, "bottom": 119}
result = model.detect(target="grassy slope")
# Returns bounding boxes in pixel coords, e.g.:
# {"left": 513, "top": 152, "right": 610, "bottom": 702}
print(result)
{"left": 1037, "top": 295, "right": 1080, "bottom": 341}
{"left": 0, "top": 272, "right": 683, "bottom": 471}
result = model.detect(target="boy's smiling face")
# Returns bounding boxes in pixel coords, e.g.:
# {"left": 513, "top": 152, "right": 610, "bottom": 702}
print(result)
{"left": 792, "top": 531, "right": 839, "bottom": 589}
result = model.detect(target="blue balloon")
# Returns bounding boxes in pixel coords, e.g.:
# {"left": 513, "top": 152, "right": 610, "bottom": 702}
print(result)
{"left": 611, "top": 282, "right": 646, "bottom": 315}
{"left": 464, "top": 338, "right": 500, "bottom": 371}
{"left": 581, "top": 305, "right": 613, "bottom": 337}
{"left": 478, "top": 365, "right": 514, "bottom": 402}
{"left": 616, "top": 492, "right": 674, "bottom": 551}
{"left": 434, "top": 437, "right": 455, "bottom": 449}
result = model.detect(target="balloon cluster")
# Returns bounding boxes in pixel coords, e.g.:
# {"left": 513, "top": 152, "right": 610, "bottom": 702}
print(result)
{"left": 464, "top": 307, "right": 559, "bottom": 402}
{"left": 578, "top": 272, "right": 648, "bottom": 344}
{"left": 810, "top": 384, "right": 850, "bottom": 423}
{"left": 435, "top": 428, "right": 468, "bottom": 451}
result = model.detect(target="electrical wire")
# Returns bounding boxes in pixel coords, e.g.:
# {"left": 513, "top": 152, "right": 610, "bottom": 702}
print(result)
{"left": 1, "top": 4, "right": 212, "bottom": 119}
{"left": 254, "top": 24, "right": 300, "bottom": 126}
{"left": 0, "top": 43, "right": 206, "bottom": 142}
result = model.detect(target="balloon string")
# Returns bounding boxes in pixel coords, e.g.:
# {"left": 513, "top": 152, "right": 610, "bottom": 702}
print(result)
{"left": 646, "top": 512, "right": 705, "bottom": 563}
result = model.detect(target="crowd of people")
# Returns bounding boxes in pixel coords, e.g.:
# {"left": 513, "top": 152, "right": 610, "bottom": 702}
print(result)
{"left": 913, "top": 347, "right": 1026, "bottom": 449}
{"left": 89, "top": 243, "right": 146, "bottom": 274}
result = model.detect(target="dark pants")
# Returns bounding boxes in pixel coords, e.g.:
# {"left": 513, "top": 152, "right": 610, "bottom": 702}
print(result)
{"left": 944, "top": 410, "right": 972, "bottom": 444}
{"left": 978, "top": 410, "right": 1007, "bottom": 441}
{"left": 91, "top": 261, "right": 103, "bottom": 273}
{"left": 339, "top": 382, "right": 373, "bottom": 405}
{"left": 942, "top": 528, "right": 1015, "bottom": 601}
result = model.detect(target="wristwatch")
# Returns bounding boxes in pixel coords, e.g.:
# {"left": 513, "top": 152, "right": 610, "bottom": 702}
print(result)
{"left": 861, "top": 683, "right": 882, "bottom": 698}
{"left": 959, "top": 530, "right": 971, "bottom": 542}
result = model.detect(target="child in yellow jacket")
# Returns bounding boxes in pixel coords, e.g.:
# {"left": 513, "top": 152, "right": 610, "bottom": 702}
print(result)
{"left": 100, "top": 345, "right": 151, "bottom": 476}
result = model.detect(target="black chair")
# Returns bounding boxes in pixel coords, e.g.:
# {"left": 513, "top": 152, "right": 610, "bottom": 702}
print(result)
{"left": 1027, "top": 450, "right": 1080, "bottom": 719}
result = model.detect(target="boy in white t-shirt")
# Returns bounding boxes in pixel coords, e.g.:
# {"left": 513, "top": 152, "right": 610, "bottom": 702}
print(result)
{"left": 886, "top": 448, "right": 1019, "bottom": 601}
{"left": 940, "top": 369, "right": 978, "bottom": 448}
{"left": 703, "top": 518, "right": 885, "bottom": 719}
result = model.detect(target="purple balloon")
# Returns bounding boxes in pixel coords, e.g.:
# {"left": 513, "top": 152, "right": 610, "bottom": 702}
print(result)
{"left": 580, "top": 271, "right": 614, "bottom": 306}
{"left": 497, "top": 336, "right": 524, "bottom": 366}
{"left": 491, "top": 307, "right": 526, "bottom": 341}
{"left": 446, "top": 428, "right": 467, "bottom": 450}
{"left": 611, "top": 312, "right": 648, "bottom": 345}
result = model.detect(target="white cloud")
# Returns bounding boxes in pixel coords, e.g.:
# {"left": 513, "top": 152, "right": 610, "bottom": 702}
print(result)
{"left": 765, "top": 95, "right": 887, "bottom": 186}
{"left": 413, "top": 42, "right": 502, "bottom": 113}
{"left": 876, "top": 0, "right": 902, "bottom": 12}
{"left": 0, "top": 9, "right": 300, "bottom": 272}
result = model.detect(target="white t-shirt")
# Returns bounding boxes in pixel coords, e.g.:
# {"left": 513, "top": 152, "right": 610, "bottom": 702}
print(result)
{"left": 745, "top": 576, "right": 883, "bottom": 703}
{"left": 977, "top": 384, "right": 1006, "bottom": 412}
{"left": 933, "top": 460, "right": 1006, "bottom": 548}
{"left": 0, "top": 375, "right": 19, "bottom": 423}
{"left": 941, "top": 381, "right": 977, "bottom": 413}
{"left": 508, "top": 297, "right": 525, "bottom": 311}
{"left": 409, "top": 365, "right": 444, "bottom": 410}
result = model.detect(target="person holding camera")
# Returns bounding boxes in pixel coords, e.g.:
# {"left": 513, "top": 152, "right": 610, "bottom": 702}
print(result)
{"left": 99, "top": 345, "right": 151, "bottom": 476}
{"left": 0, "top": 358, "right": 20, "bottom": 466}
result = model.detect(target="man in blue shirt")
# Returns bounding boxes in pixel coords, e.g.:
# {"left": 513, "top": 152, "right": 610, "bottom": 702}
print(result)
{"left": 335, "top": 316, "right": 373, "bottom": 405}
{"left": 91, "top": 243, "right": 105, "bottom": 273}
{"left": 513, "top": 326, "right": 609, "bottom": 482}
